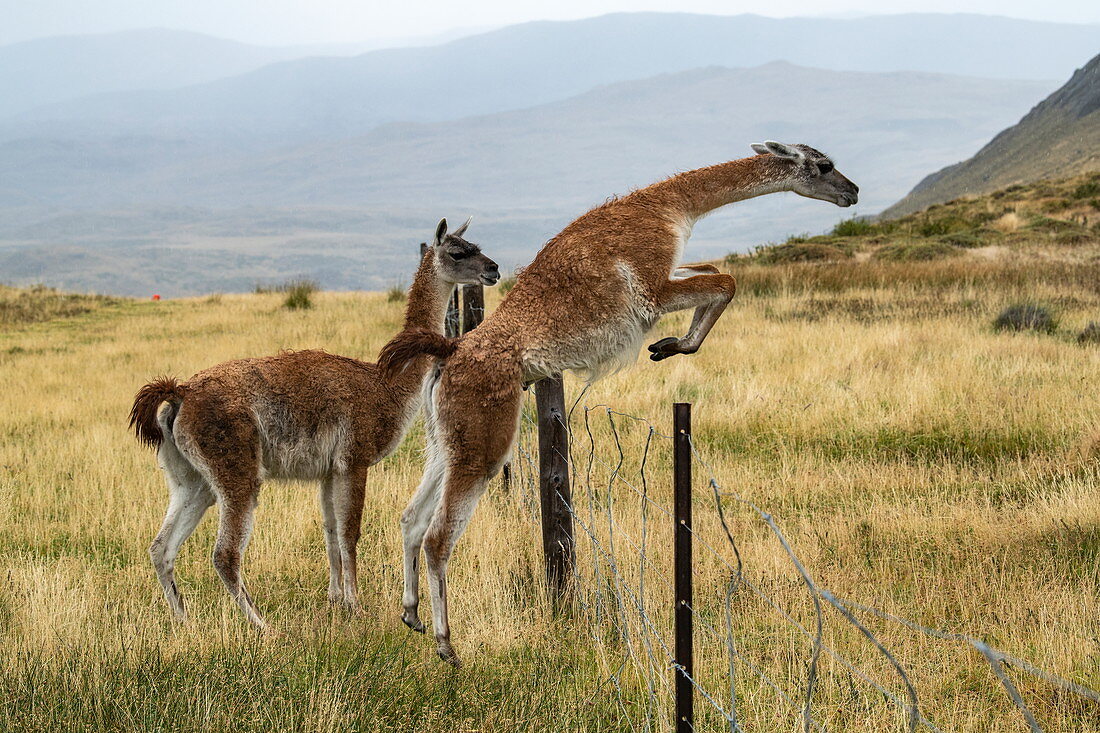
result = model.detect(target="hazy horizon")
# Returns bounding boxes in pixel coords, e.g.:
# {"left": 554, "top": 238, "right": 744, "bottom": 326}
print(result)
{"left": 3, "top": 3, "right": 1098, "bottom": 47}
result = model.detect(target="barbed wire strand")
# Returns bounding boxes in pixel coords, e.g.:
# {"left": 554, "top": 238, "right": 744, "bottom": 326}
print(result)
{"left": 686, "top": 434, "right": 1100, "bottom": 733}
{"left": 512, "top": 395, "right": 1100, "bottom": 733}
{"left": 550, "top": 403, "right": 904, "bottom": 731}
{"left": 555, "top": 401, "right": 937, "bottom": 730}
{"left": 688, "top": 435, "right": 921, "bottom": 732}
{"left": 551, "top": 412, "right": 823, "bottom": 731}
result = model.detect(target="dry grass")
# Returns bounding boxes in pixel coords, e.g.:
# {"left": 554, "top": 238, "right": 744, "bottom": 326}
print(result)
{"left": 0, "top": 262, "right": 1098, "bottom": 730}
{"left": 0, "top": 284, "right": 124, "bottom": 326}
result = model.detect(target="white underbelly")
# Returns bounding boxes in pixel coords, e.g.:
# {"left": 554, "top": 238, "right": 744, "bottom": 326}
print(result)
{"left": 520, "top": 259, "right": 662, "bottom": 382}
{"left": 523, "top": 310, "right": 659, "bottom": 382}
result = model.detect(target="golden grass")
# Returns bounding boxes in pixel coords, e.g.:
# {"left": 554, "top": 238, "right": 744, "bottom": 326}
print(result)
{"left": 0, "top": 262, "right": 1098, "bottom": 731}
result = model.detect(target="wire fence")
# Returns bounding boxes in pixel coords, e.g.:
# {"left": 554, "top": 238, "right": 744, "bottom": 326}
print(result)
{"left": 503, "top": 391, "right": 1100, "bottom": 733}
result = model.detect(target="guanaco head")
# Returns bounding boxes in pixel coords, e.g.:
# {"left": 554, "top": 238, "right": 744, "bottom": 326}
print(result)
{"left": 432, "top": 217, "right": 500, "bottom": 286}
{"left": 750, "top": 141, "right": 859, "bottom": 208}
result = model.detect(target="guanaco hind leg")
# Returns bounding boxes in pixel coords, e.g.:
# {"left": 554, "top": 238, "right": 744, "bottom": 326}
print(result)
{"left": 149, "top": 441, "right": 214, "bottom": 621}
{"left": 400, "top": 445, "right": 447, "bottom": 633}
{"left": 405, "top": 369, "right": 522, "bottom": 665}
{"left": 423, "top": 472, "right": 490, "bottom": 666}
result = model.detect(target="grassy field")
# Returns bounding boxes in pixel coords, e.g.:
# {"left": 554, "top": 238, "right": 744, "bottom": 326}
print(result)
{"left": 1, "top": 237, "right": 1099, "bottom": 730}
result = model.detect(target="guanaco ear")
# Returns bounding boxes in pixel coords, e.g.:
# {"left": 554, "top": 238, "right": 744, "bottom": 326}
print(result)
{"left": 434, "top": 218, "right": 448, "bottom": 246}
{"left": 760, "top": 140, "right": 804, "bottom": 161}
{"left": 452, "top": 216, "right": 472, "bottom": 238}
{"left": 750, "top": 143, "right": 770, "bottom": 155}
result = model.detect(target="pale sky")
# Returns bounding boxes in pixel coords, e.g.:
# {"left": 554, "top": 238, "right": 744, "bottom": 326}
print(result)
{"left": 1, "top": 0, "right": 1098, "bottom": 47}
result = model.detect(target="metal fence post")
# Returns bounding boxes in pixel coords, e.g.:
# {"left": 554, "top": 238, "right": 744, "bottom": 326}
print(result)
{"left": 674, "top": 402, "right": 694, "bottom": 733}
{"left": 536, "top": 375, "right": 575, "bottom": 602}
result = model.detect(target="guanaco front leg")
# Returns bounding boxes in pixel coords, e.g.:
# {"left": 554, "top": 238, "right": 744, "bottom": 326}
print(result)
{"left": 648, "top": 271, "right": 736, "bottom": 360}
{"left": 332, "top": 466, "right": 367, "bottom": 612}
{"left": 318, "top": 477, "right": 344, "bottom": 604}
{"left": 671, "top": 263, "right": 721, "bottom": 279}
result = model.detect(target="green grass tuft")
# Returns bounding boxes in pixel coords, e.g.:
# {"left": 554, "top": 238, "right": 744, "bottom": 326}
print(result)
{"left": 386, "top": 283, "right": 407, "bottom": 303}
{"left": 282, "top": 280, "right": 318, "bottom": 310}
{"left": 874, "top": 240, "right": 960, "bottom": 262}
{"left": 994, "top": 303, "right": 1058, "bottom": 334}
{"left": 831, "top": 217, "right": 876, "bottom": 237}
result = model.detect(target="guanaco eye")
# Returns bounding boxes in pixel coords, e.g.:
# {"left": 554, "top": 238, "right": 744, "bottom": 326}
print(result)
{"left": 817, "top": 162, "right": 834, "bottom": 175}
{"left": 449, "top": 250, "right": 469, "bottom": 260}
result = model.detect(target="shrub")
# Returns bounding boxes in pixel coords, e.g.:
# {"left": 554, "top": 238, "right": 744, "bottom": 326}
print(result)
{"left": 386, "top": 284, "right": 407, "bottom": 303}
{"left": 831, "top": 217, "right": 876, "bottom": 237}
{"left": 874, "top": 241, "right": 959, "bottom": 262}
{"left": 1026, "top": 216, "right": 1079, "bottom": 234}
{"left": 937, "top": 229, "right": 990, "bottom": 248}
{"left": 498, "top": 275, "right": 518, "bottom": 295}
{"left": 1055, "top": 230, "right": 1094, "bottom": 246}
{"left": 282, "top": 280, "right": 318, "bottom": 310}
{"left": 754, "top": 242, "right": 850, "bottom": 264}
{"left": 917, "top": 216, "right": 969, "bottom": 237}
{"left": 1079, "top": 322, "right": 1100, "bottom": 344}
{"left": 1072, "top": 181, "right": 1100, "bottom": 200}
{"left": 993, "top": 304, "right": 1057, "bottom": 334}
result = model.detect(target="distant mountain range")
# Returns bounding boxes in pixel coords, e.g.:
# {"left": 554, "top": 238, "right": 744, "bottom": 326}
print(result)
{"left": 5, "top": 14, "right": 1097, "bottom": 142}
{"left": 0, "top": 27, "right": 491, "bottom": 119}
{"left": 0, "top": 12, "right": 1096, "bottom": 296}
{"left": 885, "top": 53, "right": 1100, "bottom": 217}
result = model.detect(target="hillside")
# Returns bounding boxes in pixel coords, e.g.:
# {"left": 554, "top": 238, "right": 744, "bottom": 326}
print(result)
{"left": 6, "top": 13, "right": 1095, "bottom": 141}
{"left": 0, "top": 64, "right": 1054, "bottom": 296}
{"left": 738, "top": 171, "right": 1100, "bottom": 267}
{"left": 885, "top": 53, "right": 1100, "bottom": 217}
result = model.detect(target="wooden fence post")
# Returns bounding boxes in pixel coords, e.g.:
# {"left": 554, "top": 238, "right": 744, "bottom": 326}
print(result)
{"left": 536, "top": 375, "right": 575, "bottom": 601}
{"left": 673, "top": 402, "right": 694, "bottom": 733}
{"left": 445, "top": 290, "right": 460, "bottom": 338}
{"left": 460, "top": 284, "right": 484, "bottom": 333}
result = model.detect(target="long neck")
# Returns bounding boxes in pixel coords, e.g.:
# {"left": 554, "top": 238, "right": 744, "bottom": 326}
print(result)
{"left": 402, "top": 248, "right": 456, "bottom": 334}
{"left": 381, "top": 249, "right": 456, "bottom": 392}
{"left": 648, "top": 155, "right": 791, "bottom": 220}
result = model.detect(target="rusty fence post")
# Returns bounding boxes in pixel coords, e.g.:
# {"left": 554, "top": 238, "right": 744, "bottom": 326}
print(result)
{"left": 673, "top": 402, "right": 694, "bottom": 733}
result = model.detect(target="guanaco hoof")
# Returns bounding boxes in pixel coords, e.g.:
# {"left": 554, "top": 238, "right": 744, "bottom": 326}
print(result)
{"left": 648, "top": 337, "right": 682, "bottom": 361}
{"left": 402, "top": 615, "right": 426, "bottom": 634}
{"left": 437, "top": 646, "right": 462, "bottom": 668}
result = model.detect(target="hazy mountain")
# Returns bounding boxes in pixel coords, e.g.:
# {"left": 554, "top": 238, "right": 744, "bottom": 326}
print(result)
{"left": 884, "top": 53, "right": 1100, "bottom": 217}
{"left": 0, "top": 63, "right": 1055, "bottom": 296}
{"left": 0, "top": 29, "right": 334, "bottom": 118}
{"left": 8, "top": 13, "right": 1096, "bottom": 142}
